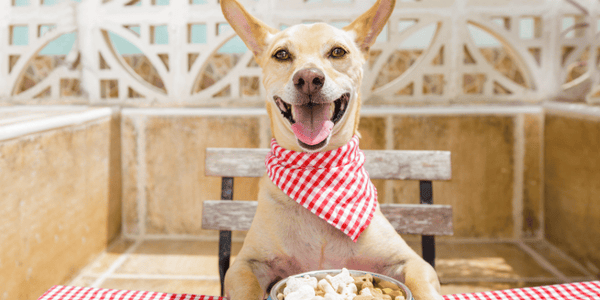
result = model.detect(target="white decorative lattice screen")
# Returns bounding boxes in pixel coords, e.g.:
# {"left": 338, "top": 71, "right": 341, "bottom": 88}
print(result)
{"left": 1, "top": 0, "right": 599, "bottom": 106}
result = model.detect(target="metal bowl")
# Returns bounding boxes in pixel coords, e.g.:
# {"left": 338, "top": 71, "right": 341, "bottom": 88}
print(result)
{"left": 268, "top": 269, "right": 413, "bottom": 300}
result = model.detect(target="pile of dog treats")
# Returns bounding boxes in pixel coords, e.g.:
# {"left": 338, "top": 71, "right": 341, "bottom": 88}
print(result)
{"left": 277, "top": 268, "right": 406, "bottom": 300}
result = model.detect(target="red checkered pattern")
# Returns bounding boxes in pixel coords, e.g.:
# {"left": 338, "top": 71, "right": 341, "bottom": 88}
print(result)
{"left": 442, "top": 281, "right": 600, "bottom": 300}
{"left": 265, "top": 135, "right": 378, "bottom": 242}
{"left": 38, "top": 286, "right": 224, "bottom": 300}
{"left": 38, "top": 281, "right": 600, "bottom": 300}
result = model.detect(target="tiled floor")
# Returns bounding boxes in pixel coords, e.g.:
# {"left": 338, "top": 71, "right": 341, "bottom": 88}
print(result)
{"left": 67, "top": 237, "right": 597, "bottom": 296}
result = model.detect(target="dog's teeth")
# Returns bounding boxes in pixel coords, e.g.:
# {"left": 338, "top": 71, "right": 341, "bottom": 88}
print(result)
{"left": 330, "top": 102, "right": 336, "bottom": 119}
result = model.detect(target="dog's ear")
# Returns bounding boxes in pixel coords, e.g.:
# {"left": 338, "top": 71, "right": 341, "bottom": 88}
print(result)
{"left": 343, "top": 0, "right": 395, "bottom": 53}
{"left": 221, "top": 0, "right": 278, "bottom": 58}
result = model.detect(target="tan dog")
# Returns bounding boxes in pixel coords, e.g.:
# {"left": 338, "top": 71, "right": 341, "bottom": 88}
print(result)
{"left": 220, "top": 0, "right": 443, "bottom": 299}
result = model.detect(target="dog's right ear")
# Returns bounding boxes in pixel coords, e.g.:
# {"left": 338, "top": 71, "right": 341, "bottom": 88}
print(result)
{"left": 221, "top": 0, "right": 278, "bottom": 59}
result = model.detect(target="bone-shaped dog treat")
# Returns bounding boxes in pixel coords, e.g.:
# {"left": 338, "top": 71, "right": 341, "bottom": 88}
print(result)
{"left": 340, "top": 283, "right": 357, "bottom": 297}
{"left": 382, "top": 288, "right": 402, "bottom": 297}
{"left": 285, "top": 285, "right": 317, "bottom": 300}
{"left": 359, "top": 288, "right": 373, "bottom": 296}
{"left": 285, "top": 275, "right": 318, "bottom": 294}
{"left": 323, "top": 293, "right": 342, "bottom": 300}
{"left": 279, "top": 269, "right": 405, "bottom": 300}
{"left": 326, "top": 268, "right": 355, "bottom": 292}
{"left": 283, "top": 275, "right": 319, "bottom": 300}
{"left": 378, "top": 281, "right": 400, "bottom": 290}
{"left": 353, "top": 274, "right": 374, "bottom": 290}
{"left": 318, "top": 278, "right": 337, "bottom": 294}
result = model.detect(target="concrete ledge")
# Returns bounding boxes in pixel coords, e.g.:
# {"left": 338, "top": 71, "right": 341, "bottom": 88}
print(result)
{"left": 120, "top": 105, "right": 544, "bottom": 117}
{"left": 121, "top": 107, "right": 266, "bottom": 116}
{"left": 361, "top": 105, "right": 543, "bottom": 116}
{"left": 544, "top": 102, "right": 600, "bottom": 119}
{"left": 0, "top": 107, "right": 113, "bottom": 141}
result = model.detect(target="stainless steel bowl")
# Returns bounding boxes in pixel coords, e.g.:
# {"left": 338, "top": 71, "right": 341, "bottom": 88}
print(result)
{"left": 268, "top": 269, "right": 413, "bottom": 300}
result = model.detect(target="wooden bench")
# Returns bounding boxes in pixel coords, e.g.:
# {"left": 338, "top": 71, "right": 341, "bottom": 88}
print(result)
{"left": 202, "top": 148, "right": 453, "bottom": 296}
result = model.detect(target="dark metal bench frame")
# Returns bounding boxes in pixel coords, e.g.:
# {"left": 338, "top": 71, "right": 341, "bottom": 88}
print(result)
{"left": 202, "top": 148, "right": 452, "bottom": 296}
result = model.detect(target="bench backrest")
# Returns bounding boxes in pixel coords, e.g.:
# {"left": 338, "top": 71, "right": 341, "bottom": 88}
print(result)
{"left": 202, "top": 201, "right": 453, "bottom": 235}
{"left": 205, "top": 148, "right": 452, "bottom": 180}
{"left": 202, "top": 147, "right": 452, "bottom": 296}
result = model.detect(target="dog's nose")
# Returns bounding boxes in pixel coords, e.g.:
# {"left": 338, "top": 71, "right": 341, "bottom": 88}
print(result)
{"left": 293, "top": 68, "right": 325, "bottom": 95}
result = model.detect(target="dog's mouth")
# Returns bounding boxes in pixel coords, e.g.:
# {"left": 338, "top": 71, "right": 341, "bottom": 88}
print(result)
{"left": 274, "top": 93, "right": 350, "bottom": 150}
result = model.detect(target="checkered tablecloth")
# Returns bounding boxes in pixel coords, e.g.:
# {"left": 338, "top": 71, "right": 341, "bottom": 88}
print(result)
{"left": 37, "top": 286, "right": 222, "bottom": 300}
{"left": 442, "top": 281, "right": 600, "bottom": 300}
{"left": 39, "top": 281, "right": 600, "bottom": 300}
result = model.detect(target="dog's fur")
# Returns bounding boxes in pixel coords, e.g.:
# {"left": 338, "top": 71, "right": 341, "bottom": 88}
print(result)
{"left": 220, "top": 0, "right": 443, "bottom": 299}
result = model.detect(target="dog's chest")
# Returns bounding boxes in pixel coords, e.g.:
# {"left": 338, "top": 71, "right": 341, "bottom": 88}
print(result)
{"left": 272, "top": 197, "right": 358, "bottom": 269}
{"left": 256, "top": 178, "right": 382, "bottom": 280}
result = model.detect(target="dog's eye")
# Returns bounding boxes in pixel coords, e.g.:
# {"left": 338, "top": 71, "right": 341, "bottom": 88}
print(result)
{"left": 330, "top": 47, "right": 347, "bottom": 58}
{"left": 274, "top": 49, "right": 291, "bottom": 61}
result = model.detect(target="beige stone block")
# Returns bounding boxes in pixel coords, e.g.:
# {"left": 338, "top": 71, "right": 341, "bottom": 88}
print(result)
{"left": 358, "top": 116, "right": 387, "bottom": 203}
{"left": 0, "top": 146, "right": 24, "bottom": 299}
{"left": 0, "top": 119, "right": 112, "bottom": 300}
{"left": 108, "top": 113, "right": 123, "bottom": 241}
{"left": 522, "top": 114, "right": 543, "bottom": 238}
{"left": 544, "top": 114, "right": 600, "bottom": 270}
{"left": 121, "top": 116, "right": 140, "bottom": 236}
{"left": 260, "top": 115, "right": 272, "bottom": 148}
{"left": 392, "top": 115, "right": 515, "bottom": 238}
{"left": 358, "top": 116, "right": 387, "bottom": 150}
{"left": 143, "top": 116, "right": 261, "bottom": 235}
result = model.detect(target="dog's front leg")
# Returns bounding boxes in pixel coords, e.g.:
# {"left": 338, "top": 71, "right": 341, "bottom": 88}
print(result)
{"left": 224, "top": 258, "right": 263, "bottom": 300}
{"left": 388, "top": 257, "right": 443, "bottom": 300}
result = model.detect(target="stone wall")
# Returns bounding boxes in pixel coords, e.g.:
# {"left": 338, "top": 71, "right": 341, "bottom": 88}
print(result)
{"left": 0, "top": 108, "right": 119, "bottom": 300}
{"left": 120, "top": 106, "right": 545, "bottom": 241}
{"left": 544, "top": 103, "right": 600, "bottom": 272}
{"left": 121, "top": 109, "right": 268, "bottom": 239}
{"left": 3, "top": 102, "right": 600, "bottom": 299}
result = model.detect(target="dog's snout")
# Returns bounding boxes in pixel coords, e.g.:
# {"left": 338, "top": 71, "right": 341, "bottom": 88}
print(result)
{"left": 293, "top": 68, "right": 325, "bottom": 95}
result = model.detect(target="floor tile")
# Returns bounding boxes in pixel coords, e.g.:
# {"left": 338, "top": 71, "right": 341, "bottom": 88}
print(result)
{"left": 67, "top": 276, "right": 98, "bottom": 287}
{"left": 61, "top": 237, "right": 590, "bottom": 297}
{"left": 84, "top": 238, "right": 135, "bottom": 275}
{"left": 524, "top": 240, "right": 592, "bottom": 278}
{"left": 99, "top": 278, "right": 221, "bottom": 295}
{"left": 441, "top": 283, "right": 516, "bottom": 295}
{"left": 115, "top": 240, "right": 243, "bottom": 277}
{"left": 435, "top": 242, "right": 554, "bottom": 280}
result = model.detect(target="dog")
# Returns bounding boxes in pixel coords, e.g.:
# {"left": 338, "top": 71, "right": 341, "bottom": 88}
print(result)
{"left": 220, "top": 0, "right": 443, "bottom": 299}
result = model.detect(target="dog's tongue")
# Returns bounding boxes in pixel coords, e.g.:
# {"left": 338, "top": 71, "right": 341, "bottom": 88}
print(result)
{"left": 291, "top": 103, "right": 333, "bottom": 145}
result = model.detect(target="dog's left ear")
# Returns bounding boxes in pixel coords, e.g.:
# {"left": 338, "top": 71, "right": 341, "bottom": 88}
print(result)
{"left": 344, "top": 0, "right": 395, "bottom": 54}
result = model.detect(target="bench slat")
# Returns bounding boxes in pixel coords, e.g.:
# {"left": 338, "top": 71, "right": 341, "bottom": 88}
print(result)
{"left": 205, "top": 148, "right": 451, "bottom": 180}
{"left": 201, "top": 201, "right": 453, "bottom": 236}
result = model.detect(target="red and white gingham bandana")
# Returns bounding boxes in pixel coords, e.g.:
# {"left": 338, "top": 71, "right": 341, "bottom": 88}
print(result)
{"left": 265, "top": 135, "right": 377, "bottom": 242}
